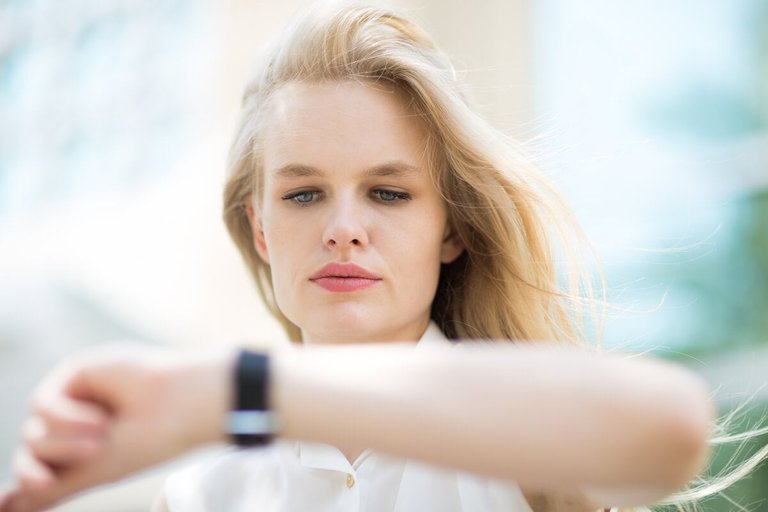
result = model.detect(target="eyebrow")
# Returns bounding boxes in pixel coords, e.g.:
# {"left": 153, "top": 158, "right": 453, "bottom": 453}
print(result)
{"left": 273, "top": 161, "right": 421, "bottom": 179}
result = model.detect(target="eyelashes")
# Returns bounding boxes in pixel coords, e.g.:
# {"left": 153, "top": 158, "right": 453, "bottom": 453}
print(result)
{"left": 371, "top": 189, "right": 411, "bottom": 202}
{"left": 281, "top": 189, "right": 412, "bottom": 206}
{"left": 281, "top": 190, "right": 318, "bottom": 205}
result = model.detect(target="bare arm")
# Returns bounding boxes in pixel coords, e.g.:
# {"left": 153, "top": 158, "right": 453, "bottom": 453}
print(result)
{"left": 273, "top": 342, "right": 713, "bottom": 507}
{"left": 0, "top": 342, "right": 713, "bottom": 511}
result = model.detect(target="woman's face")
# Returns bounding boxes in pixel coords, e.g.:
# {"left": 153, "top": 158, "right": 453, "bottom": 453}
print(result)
{"left": 249, "top": 80, "right": 464, "bottom": 344}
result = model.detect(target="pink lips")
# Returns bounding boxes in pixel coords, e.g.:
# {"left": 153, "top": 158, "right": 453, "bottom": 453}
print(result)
{"left": 309, "top": 263, "right": 382, "bottom": 292}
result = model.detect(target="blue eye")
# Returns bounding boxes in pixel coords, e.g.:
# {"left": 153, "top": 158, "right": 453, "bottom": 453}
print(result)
{"left": 282, "top": 190, "right": 319, "bottom": 205}
{"left": 373, "top": 189, "right": 410, "bottom": 202}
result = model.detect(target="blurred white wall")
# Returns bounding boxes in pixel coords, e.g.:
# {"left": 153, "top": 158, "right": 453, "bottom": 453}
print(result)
{"left": 0, "top": 0, "right": 532, "bottom": 352}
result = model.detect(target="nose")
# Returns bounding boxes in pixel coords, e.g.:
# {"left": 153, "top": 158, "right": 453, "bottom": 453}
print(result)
{"left": 322, "top": 195, "right": 369, "bottom": 251}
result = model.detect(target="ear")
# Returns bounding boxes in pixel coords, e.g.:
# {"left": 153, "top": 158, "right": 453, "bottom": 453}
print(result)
{"left": 440, "top": 223, "right": 465, "bottom": 264}
{"left": 246, "top": 201, "right": 270, "bottom": 264}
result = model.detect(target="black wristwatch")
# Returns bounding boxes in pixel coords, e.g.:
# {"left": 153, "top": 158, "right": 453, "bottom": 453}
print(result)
{"left": 227, "top": 350, "right": 279, "bottom": 446}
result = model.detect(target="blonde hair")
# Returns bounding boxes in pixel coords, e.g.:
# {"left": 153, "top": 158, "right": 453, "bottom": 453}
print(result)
{"left": 223, "top": 1, "right": 601, "bottom": 346}
{"left": 221, "top": 2, "right": 765, "bottom": 510}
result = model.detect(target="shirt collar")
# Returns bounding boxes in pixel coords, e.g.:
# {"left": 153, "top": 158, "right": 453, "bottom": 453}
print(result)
{"left": 415, "top": 320, "right": 450, "bottom": 350}
{"left": 296, "top": 440, "right": 355, "bottom": 473}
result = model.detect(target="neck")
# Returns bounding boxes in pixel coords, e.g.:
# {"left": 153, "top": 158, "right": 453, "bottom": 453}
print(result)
{"left": 300, "top": 318, "right": 431, "bottom": 345}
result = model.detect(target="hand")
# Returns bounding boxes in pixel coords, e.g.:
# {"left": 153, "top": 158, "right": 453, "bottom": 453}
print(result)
{"left": 0, "top": 345, "right": 233, "bottom": 512}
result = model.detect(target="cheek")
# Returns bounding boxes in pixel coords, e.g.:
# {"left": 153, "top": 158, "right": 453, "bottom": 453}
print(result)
{"left": 262, "top": 213, "right": 316, "bottom": 291}
{"left": 394, "top": 209, "right": 446, "bottom": 269}
{"left": 262, "top": 204, "right": 311, "bottom": 251}
{"left": 263, "top": 229, "right": 301, "bottom": 320}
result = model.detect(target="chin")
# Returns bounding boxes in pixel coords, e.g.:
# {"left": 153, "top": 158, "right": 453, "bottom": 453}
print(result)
{"left": 303, "top": 304, "right": 384, "bottom": 343}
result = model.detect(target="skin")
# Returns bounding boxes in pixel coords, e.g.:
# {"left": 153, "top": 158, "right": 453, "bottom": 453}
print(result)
{"left": 0, "top": 346, "right": 232, "bottom": 512}
{"left": 249, "top": 80, "right": 464, "bottom": 345}
{"left": 0, "top": 81, "right": 715, "bottom": 512}
{"left": 247, "top": 79, "right": 464, "bottom": 463}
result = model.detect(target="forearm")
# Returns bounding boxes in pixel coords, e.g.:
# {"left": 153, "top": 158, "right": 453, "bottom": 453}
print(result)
{"left": 2, "top": 343, "right": 712, "bottom": 512}
{"left": 270, "top": 342, "right": 713, "bottom": 501}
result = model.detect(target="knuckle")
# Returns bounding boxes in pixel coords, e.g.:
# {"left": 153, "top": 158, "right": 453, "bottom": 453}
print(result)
{"left": 11, "top": 449, "right": 25, "bottom": 474}
{"left": 20, "top": 418, "right": 43, "bottom": 445}
{"left": 27, "top": 390, "right": 46, "bottom": 416}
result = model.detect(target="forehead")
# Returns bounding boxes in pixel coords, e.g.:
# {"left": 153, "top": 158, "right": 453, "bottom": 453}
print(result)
{"left": 262, "top": 80, "right": 430, "bottom": 176}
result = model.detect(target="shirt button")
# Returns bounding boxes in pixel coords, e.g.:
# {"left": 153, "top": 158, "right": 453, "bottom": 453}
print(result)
{"left": 346, "top": 474, "right": 356, "bottom": 488}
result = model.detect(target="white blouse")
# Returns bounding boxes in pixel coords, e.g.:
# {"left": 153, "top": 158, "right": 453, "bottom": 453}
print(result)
{"left": 165, "top": 323, "right": 534, "bottom": 512}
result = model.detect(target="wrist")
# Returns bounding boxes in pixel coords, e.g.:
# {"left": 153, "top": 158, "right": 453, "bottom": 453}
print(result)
{"left": 169, "top": 350, "right": 236, "bottom": 448}
{"left": 227, "top": 349, "right": 279, "bottom": 446}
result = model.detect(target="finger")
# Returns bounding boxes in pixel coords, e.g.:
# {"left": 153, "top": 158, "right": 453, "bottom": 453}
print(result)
{"left": 10, "top": 447, "right": 93, "bottom": 512}
{"left": 22, "top": 418, "right": 103, "bottom": 466}
{"left": 0, "top": 483, "right": 20, "bottom": 511}
{"left": 0, "top": 486, "right": 32, "bottom": 512}
{"left": 12, "top": 449, "right": 54, "bottom": 491}
{"left": 32, "top": 396, "right": 109, "bottom": 436}
{"left": 10, "top": 450, "right": 112, "bottom": 512}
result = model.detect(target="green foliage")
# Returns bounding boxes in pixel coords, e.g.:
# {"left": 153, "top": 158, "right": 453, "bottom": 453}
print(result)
{"left": 653, "top": 191, "right": 768, "bottom": 357}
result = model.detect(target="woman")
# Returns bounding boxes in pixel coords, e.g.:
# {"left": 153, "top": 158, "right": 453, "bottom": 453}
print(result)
{"left": 0, "top": 4, "right": 716, "bottom": 512}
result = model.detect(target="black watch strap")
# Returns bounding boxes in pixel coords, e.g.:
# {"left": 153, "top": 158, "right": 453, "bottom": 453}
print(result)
{"left": 227, "top": 350, "right": 278, "bottom": 446}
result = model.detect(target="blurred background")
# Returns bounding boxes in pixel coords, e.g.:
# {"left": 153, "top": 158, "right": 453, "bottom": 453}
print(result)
{"left": 1, "top": 0, "right": 766, "bottom": 510}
